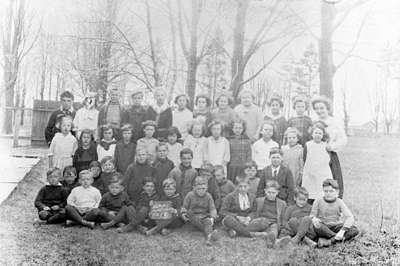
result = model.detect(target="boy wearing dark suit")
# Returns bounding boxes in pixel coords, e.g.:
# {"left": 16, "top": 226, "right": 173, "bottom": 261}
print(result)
{"left": 256, "top": 148, "right": 295, "bottom": 205}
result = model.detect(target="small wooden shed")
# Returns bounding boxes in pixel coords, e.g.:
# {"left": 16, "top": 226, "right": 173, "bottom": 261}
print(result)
{"left": 31, "top": 100, "right": 82, "bottom": 146}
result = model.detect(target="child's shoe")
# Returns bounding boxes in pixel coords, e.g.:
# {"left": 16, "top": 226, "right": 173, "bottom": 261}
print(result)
{"left": 81, "top": 220, "right": 95, "bottom": 229}
{"left": 275, "top": 236, "right": 292, "bottom": 248}
{"left": 161, "top": 228, "right": 171, "bottom": 236}
{"left": 317, "top": 238, "right": 333, "bottom": 248}
{"left": 227, "top": 229, "right": 237, "bottom": 238}
{"left": 100, "top": 221, "right": 115, "bottom": 230}
{"left": 117, "top": 223, "right": 135, "bottom": 233}
{"left": 303, "top": 236, "right": 317, "bottom": 248}
{"left": 65, "top": 220, "right": 77, "bottom": 227}
{"left": 265, "top": 232, "right": 276, "bottom": 248}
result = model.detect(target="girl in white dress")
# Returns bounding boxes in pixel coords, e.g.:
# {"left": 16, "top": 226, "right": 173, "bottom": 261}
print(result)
{"left": 49, "top": 116, "right": 78, "bottom": 172}
{"left": 97, "top": 124, "right": 117, "bottom": 161}
{"left": 302, "top": 123, "right": 332, "bottom": 201}
{"left": 184, "top": 120, "right": 207, "bottom": 170}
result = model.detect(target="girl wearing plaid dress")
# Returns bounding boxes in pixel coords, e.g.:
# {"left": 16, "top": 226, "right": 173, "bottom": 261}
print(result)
{"left": 227, "top": 119, "right": 252, "bottom": 182}
{"left": 287, "top": 96, "right": 313, "bottom": 146}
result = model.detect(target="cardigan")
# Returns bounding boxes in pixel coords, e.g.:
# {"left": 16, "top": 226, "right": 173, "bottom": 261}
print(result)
{"left": 255, "top": 197, "right": 287, "bottom": 228}
{"left": 220, "top": 190, "right": 256, "bottom": 218}
{"left": 256, "top": 165, "right": 295, "bottom": 204}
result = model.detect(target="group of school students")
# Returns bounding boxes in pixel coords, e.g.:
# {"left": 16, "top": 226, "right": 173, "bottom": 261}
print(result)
{"left": 34, "top": 87, "right": 358, "bottom": 248}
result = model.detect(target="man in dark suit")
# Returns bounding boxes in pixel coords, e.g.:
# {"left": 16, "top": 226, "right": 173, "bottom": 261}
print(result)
{"left": 44, "top": 91, "right": 75, "bottom": 145}
{"left": 256, "top": 148, "right": 295, "bottom": 205}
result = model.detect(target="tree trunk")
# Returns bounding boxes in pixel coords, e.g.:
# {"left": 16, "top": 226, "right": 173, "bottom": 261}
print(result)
{"left": 145, "top": 0, "right": 161, "bottom": 87}
{"left": 230, "top": 0, "right": 249, "bottom": 101}
{"left": 319, "top": 1, "right": 335, "bottom": 100}
{"left": 167, "top": 0, "right": 177, "bottom": 103}
{"left": 185, "top": 0, "right": 200, "bottom": 105}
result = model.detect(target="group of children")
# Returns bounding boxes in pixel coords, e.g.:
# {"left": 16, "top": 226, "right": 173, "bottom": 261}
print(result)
{"left": 35, "top": 88, "right": 357, "bottom": 248}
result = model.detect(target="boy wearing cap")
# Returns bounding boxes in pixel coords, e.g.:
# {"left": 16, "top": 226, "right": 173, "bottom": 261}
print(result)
{"left": 234, "top": 89, "right": 264, "bottom": 142}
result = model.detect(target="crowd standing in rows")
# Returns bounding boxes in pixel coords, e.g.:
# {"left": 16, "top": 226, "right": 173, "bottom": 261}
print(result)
{"left": 36, "top": 87, "right": 356, "bottom": 247}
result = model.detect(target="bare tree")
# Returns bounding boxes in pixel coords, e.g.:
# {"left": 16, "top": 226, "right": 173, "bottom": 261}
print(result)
{"left": 1, "top": 0, "right": 40, "bottom": 134}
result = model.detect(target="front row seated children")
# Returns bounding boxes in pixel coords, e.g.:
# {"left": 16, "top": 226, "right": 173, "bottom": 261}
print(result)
{"left": 34, "top": 168, "right": 69, "bottom": 225}
{"left": 61, "top": 166, "right": 78, "bottom": 194}
{"left": 280, "top": 187, "right": 315, "bottom": 247}
{"left": 153, "top": 142, "right": 175, "bottom": 193}
{"left": 65, "top": 170, "right": 102, "bottom": 229}
{"left": 116, "top": 177, "right": 159, "bottom": 233}
{"left": 181, "top": 176, "right": 218, "bottom": 246}
{"left": 257, "top": 147, "right": 295, "bottom": 205}
{"left": 167, "top": 148, "right": 198, "bottom": 199}
{"left": 145, "top": 178, "right": 184, "bottom": 236}
{"left": 309, "top": 179, "right": 359, "bottom": 248}
{"left": 214, "top": 165, "right": 235, "bottom": 201}
{"left": 98, "top": 173, "right": 132, "bottom": 229}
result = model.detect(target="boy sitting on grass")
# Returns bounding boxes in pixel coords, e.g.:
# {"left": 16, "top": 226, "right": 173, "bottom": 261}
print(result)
{"left": 280, "top": 187, "right": 316, "bottom": 247}
{"left": 117, "top": 177, "right": 160, "bottom": 233}
{"left": 65, "top": 170, "right": 102, "bottom": 229}
{"left": 61, "top": 166, "right": 78, "bottom": 194}
{"left": 99, "top": 173, "right": 133, "bottom": 229}
{"left": 34, "top": 168, "right": 69, "bottom": 225}
{"left": 214, "top": 165, "right": 235, "bottom": 202}
{"left": 310, "top": 179, "right": 359, "bottom": 248}
{"left": 181, "top": 176, "right": 218, "bottom": 246}
{"left": 145, "top": 178, "right": 184, "bottom": 236}
{"left": 198, "top": 163, "right": 221, "bottom": 210}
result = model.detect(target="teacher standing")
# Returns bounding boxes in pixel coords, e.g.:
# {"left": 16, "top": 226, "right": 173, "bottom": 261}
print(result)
{"left": 311, "top": 96, "right": 347, "bottom": 198}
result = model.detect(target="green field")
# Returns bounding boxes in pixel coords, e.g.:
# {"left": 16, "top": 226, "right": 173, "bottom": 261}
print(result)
{"left": 1, "top": 136, "right": 399, "bottom": 265}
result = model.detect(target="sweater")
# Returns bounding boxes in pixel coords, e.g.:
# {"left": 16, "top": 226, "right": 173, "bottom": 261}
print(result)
{"left": 99, "top": 191, "right": 132, "bottom": 212}
{"left": 159, "top": 193, "right": 182, "bottom": 215}
{"left": 34, "top": 184, "right": 69, "bottom": 210}
{"left": 114, "top": 141, "right": 136, "bottom": 174}
{"left": 123, "top": 162, "right": 154, "bottom": 204}
{"left": 220, "top": 191, "right": 256, "bottom": 218}
{"left": 93, "top": 171, "right": 115, "bottom": 195}
{"left": 137, "top": 191, "right": 160, "bottom": 209}
{"left": 255, "top": 197, "right": 287, "bottom": 227}
{"left": 248, "top": 177, "right": 260, "bottom": 197}
{"left": 73, "top": 144, "right": 98, "bottom": 175}
{"left": 310, "top": 197, "right": 355, "bottom": 228}
{"left": 67, "top": 186, "right": 102, "bottom": 209}
{"left": 283, "top": 204, "right": 312, "bottom": 222}
{"left": 61, "top": 180, "right": 79, "bottom": 194}
{"left": 182, "top": 191, "right": 217, "bottom": 218}
{"left": 167, "top": 165, "right": 198, "bottom": 198}
{"left": 152, "top": 158, "right": 175, "bottom": 193}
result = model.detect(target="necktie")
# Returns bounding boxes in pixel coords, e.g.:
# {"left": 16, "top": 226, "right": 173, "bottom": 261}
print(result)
{"left": 273, "top": 169, "right": 278, "bottom": 178}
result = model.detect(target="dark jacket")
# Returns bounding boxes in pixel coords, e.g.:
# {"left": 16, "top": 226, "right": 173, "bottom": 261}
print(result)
{"left": 220, "top": 190, "right": 256, "bottom": 218}
{"left": 114, "top": 141, "right": 136, "bottom": 175}
{"left": 167, "top": 165, "right": 198, "bottom": 199}
{"left": 73, "top": 144, "right": 98, "bottom": 175}
{"left": 123, "top": 162, "right": 154, "bottom": 204}
{"left": 99, "top": 191, "right": 132, "bottom": 212}
{"left": 98, "top": 102, "right": 124, "bottom": 140}
{"left": 152, "top": 158, "right": 175, "bottom": 193}
{"left": 256, "top": 165, "right": 295, "bottom": 205}
{"left": 137, "top": 191, "right": 160, "bottom": 209}
{"left": 34, "top": 185, "right": 69, "bottom": 211}
{"left": 122, "top": 105, "right": 155, "bottom": 143}
{"left": 147, "top": 106, "right": 173, "bottom": 141}
{"left": 207, "top": 177, "right": 222, "bottom": 210}
{"left": 45, "top": 109, "right": 76, "bottom": 145}
{"left": 60, "top": 180, "right": 79, "bottom": 195}
{"left": 93, "top": 171, "right": 115, "bottom": 195}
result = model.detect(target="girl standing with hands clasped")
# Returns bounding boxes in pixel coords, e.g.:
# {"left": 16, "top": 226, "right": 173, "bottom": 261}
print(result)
{"left": 48, "top": 116, "right": 78, "bottom": 172}
{"left": 302, "top": 123, "right": 333, "bottom": 203}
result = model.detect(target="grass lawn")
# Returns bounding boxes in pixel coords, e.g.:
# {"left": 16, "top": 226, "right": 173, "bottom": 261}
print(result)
{"left": 1, "top": 136, "right": 399, "bottom": 265}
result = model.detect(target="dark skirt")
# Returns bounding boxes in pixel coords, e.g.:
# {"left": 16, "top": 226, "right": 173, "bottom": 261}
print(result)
{"left": 329, "top": 151, "right": 344, "bottom": 199}
{"left": 227, "top": 165, "right": 244, "bottom": 183}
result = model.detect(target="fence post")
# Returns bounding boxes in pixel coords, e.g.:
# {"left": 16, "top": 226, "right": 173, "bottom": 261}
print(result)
{"left": 13, "top": 108, "right": 21, "bottom": 147}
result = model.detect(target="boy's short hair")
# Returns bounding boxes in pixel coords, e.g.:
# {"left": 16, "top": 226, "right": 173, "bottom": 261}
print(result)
{"left": 322, "top": 179, "right": 339, "bottom": 190}
{"left": 101, "top": 123, "right": 113, "bottom": 132}
{"left": 142, "top": 120, "right": 157, "bottom": 130}
{"left": 156, "top": 142, "right": 168, "bottom": 151}
{"left": 294, "top": 187, "right": 309, "bottom": 198}
{"left": 265, "top": 180, "right": 280, "bottom": 190}
{"left": 142, "top": 176, "right": 156, "bottom": 186}
{"left": 89, "top": 160, "right": 101, "bottom": 169}
{"left": 167, "top": 126, "right": 182, "bottom": 139}
{"left": 244, "top": 160, "right": 257, "bottom": 170}
{"left": 100, "top": 156, "right": 114, "bottom": 166}
{"left": 199, "top": 163, "right": 214, "bottom": 174}
{"left": 60, "top": 91, "right": 74, "bottom": 100}
{"left": 79, "top": 170, "right": 92, "bottom": 179}
{"left": 194, "top": 176, "right": 207, "bottom": 186}
{"left": 269, "top": 147, "right": 283, "bottom": 157}
{"left": 47, "top": 167, "right": 61, "bottom": 178}
{"left": 180, "top": 148, "right": 193, "bottom": 158}
{"left": 213, "top": 165, "right": 225, "bottom": 174}
{"left": 109, "top": 172, "right": 124, "bottom": 185}
{"left": 63, "top": 166, "right": 76, "bottom": 177}
{"left": 120, "top": 124, "right": 133, "bottom": 133}
{"left": 162, "top": 178, "right": 176, "bottom": 189}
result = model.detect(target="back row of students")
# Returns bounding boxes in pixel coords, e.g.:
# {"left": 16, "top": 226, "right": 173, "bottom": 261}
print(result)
{"left": 36, "top": 147, "right": 359, "bottom": 247}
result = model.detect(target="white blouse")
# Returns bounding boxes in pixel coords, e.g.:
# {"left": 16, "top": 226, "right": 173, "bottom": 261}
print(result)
{"left": 319, "top": 116, "right": 347, "bottom": 152}
{"left": 73, "top": 107, "right": 99, "bottom": 139}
